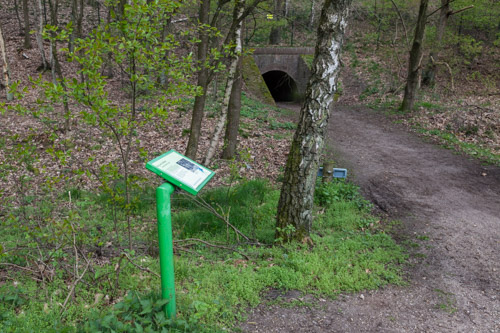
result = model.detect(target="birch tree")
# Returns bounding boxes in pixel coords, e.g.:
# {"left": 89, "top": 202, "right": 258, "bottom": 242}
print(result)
{"left": 185, "top": 0, "right": 212, "bottom": 159}
{"left": 185, "top": 0, "right": 264, "bottom": 160}
{"left": 0, "top": 23, "right": 13, "bottom": 101}
{"left": 221, "top": 52, "right": 243, "bottom": 160}
{"left": 275, "top": 0, "right": 352, "bottom": 243}
{"left": 204, "top": 0, "right": 245, "bottom": 165}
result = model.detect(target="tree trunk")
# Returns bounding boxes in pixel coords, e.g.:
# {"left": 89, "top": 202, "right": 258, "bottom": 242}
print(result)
{"left": 309, "top": 0, "right": 316, "bottom": 29}
{"left": 275, "top": 0, "right": 351, "bottom": 243}
{"left": 269, "top": 0, "right": 283, "bottom": 45}
{"left": 186, "top": 0, "right": 264, "bottom": 159}
{"left": 222, "top": 49, "right": 243, "bottom": 160}
{"left": 69, "top": 0, "right": 84, "bottom": 53}
{"left": 0, "top": 24, "right": 14, "bottom": 101}
{"left": 422, "top": 0, "right": 449, "bottom": 86}
{"left": 48, "top": 0, "right": 71, "bottom": 132}
{"left": 14, "top": 0, "right": 24, "bottom": 34}
{"left": 103, "top": 6, "right": 114, "bottom": 78}
{"left": 34, "top": 0, "right": 50, "bottom": 70}
{"left": 204, "top": 0, "right": 245, "bottom": 166}
{"left": 401, "top": 0, "right": 428, "bottom": 112}
{"left": 22, "top": 0, "right": 32, "bottom": 49}
{"left": 185, "top": 0, "right": 211, "bottom": 160}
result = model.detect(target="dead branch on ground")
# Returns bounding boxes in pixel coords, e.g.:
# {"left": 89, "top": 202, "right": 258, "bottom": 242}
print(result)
{"left": 174, "top": 238, "right": 250, "bottom": 260}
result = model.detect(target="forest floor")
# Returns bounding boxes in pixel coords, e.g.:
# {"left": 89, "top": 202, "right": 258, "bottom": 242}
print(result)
{"left": 239, "top": 73, "right": 500, "bottom": 332}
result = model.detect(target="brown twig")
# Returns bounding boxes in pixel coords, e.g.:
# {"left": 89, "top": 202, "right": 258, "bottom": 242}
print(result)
{"left": 450, "top": 5, "right": 474, "bottom": 16}
{"left": 60, "top": 261, "right": 90, "bottom": 315}
{"left": 121, "top": 252, "right": 160, "bottom": 279}
{"left": 174, "top": 246, "right": 197, "bottom": 255}
{"left": 0, "top": 262, "right": 38, "bottom": 274}
{"left": 174, "top": 238, "right": 250, "bottom": 260}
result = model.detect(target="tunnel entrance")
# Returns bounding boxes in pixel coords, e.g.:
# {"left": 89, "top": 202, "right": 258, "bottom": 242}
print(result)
{"left": 262, "top": 70, "right": 299, "bottom": 102}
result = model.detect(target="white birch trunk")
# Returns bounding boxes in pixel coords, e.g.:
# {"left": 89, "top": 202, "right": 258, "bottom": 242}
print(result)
{"left": 276, "top": 0, "right": 351, "bottom": 242}
{"left": 0, "top": 24, "right": 13, "bottom": 101}
{"left": 204, "top": 0, "right": 245, "bottom": 166}
{"left": 309, "top": 0, "right": 316, "bottom": 28}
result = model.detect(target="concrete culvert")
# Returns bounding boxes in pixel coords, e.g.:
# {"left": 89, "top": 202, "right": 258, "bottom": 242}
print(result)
{"left": 262, "top": 70, "right": 299, "bottom": 102}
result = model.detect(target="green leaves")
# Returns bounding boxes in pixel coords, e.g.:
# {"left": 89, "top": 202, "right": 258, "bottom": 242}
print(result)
{"left": 82, "top": 291, "right": 205, "bottom": 333}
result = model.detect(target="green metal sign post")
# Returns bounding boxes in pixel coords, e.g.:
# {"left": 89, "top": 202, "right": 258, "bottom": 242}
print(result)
{"left": 156, "top": 182, "right": 176, "bottom": 318}
{"left": 146, "top": 150, "right": 214, "bottom": 319}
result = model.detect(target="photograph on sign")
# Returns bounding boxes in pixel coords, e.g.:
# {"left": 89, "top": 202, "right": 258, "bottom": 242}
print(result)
{"left": 148, "top": 150, "right": 213, "bottom": 192}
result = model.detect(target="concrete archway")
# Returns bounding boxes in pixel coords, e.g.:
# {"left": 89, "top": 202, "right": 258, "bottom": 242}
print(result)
{"left": 251, "top": 47, "right": 314, "bottom": 103}
{"left": 262, "top": 70, "right": 299, "bottom": 102}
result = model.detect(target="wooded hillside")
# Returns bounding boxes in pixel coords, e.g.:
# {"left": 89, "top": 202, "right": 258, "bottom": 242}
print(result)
{"left": 0, "top": 0, "right": 498, "bottom": 330}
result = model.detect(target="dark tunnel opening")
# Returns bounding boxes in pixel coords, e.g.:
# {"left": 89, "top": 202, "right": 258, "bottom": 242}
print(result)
{"left": 262, "top": 70, "right": 299, "bottom": 102}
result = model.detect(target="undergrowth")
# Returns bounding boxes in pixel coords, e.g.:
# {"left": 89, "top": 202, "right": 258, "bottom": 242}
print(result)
{"left": 0, "top": 179, "right": 406, "bottom": 331}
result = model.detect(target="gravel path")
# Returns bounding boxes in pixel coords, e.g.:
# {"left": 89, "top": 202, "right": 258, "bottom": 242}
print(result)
{"left": 240, "top": 103, "right": 500, "bottom": 332}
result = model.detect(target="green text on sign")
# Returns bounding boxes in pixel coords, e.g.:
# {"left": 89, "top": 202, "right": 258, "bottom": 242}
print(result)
{"left": 146, "top": 149, "right": 215, "bottom": 195}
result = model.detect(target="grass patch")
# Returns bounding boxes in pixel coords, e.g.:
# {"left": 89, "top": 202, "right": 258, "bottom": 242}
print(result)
{"left": 240, "top": 92, "right": 297, "bottom": 131}
{"left": 434, "top": 289, "right": 457, "bottom": 314}
{"left": 414, "top": 101, "right": 443, "bottom": 110}
{"left": 0, "top": 179, "right": 406, "bottom": 331}
{"left": 415, "top": 127, "right": 500, "bottom": 166}
{"left": 300, "top": 55, "right": 314, "bottom": 69}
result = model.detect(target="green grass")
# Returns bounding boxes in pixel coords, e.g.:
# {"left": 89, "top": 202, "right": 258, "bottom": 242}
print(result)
{"left": 433, "top": 289, "right": 457, "bottom": 314}
{"left": 240, "top": 92, "right": 297, "bottom": 131}
{"left": 414, "top": 101, "right": 443, "bottom": 110}
{"left": 0, "top": 179, "right": 406, "bottom": 331}
{"left": 415, "top": 127, "right": 500, "bottom": 166}
{"left": 300, "top": 55, "right": 314, "bottom": 70}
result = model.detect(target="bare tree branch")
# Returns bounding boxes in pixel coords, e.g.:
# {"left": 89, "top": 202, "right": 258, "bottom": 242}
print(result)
{"left": 390, "top": 0, "right": 410, "bottom": 51}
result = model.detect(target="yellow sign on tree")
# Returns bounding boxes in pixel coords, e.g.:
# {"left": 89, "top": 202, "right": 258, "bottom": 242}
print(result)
{"left": 267, "top": 14, "right": 273, "bottom": 20}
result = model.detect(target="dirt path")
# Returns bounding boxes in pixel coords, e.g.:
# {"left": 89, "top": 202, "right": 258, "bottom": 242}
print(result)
{"left": 240, "top": 104, "right": 500, "bottom": 332}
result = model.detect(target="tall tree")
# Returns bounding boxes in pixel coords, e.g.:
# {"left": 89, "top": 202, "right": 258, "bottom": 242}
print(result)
{"left": 69, "top": 0, "right": 84, "bottom": 53}
{"left": 422, "top": 0, "right": 450, "bottom": 86}
{"left": 185, "top": 0, "right": 264, "bottom": 160}
{"left": 22, "top": 0, "right": 33, "bottom": 49}
{"left": 0, "top": 23, "right": 13, "bottom": 101}
{"left": 34, "top": 0, "right": 50, "bottom": 70}
{"left": 269, "top": 0, "right": 284, "bottom": 44}
{"left": 221, "top": 52, "right": 243, "bottom": 160}
{"left": 275, "top": 0, "right": 352, "bottom": 243}
{"left": 47, "top": 0, "right": 71, "bottom": 132}
{"left": 185, "top": 0, "right": 212, "bottom": 159}
{"left": 422, "top": 0, "right": 473, "bottom": 87}
{"left": 401, "top": 0, "right": 429, "bottom": 111}
{"left": 204, "top": 0, "right": 245, "bottom": 165}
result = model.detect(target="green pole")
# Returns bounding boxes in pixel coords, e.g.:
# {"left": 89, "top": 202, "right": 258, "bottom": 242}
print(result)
{"left": 156, "top": 182, "right": 176, "bottom": 319}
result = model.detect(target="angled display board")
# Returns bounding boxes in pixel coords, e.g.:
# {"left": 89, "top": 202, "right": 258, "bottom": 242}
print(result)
{"left": 146, "top": 150, "right": 215, "bottom": 195}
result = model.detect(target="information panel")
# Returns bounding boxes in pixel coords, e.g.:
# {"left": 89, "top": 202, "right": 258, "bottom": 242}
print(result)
{"left": 146, "top": 150, "right": 214, "bottom": 195}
